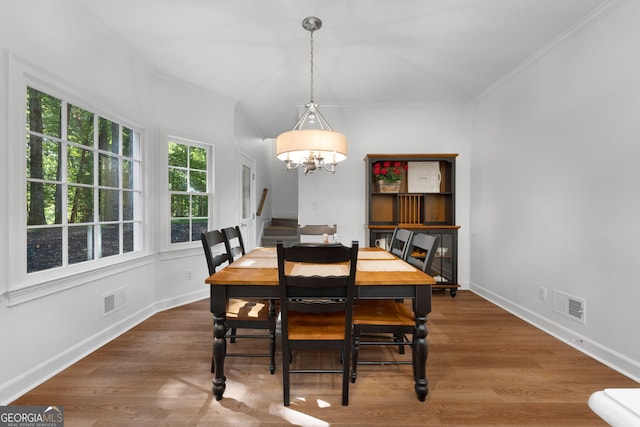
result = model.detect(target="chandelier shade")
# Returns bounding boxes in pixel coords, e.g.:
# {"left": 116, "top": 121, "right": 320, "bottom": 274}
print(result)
{"left": 276, "top": 17, "right": 347, "bottom": 174}
{"left": 276, "top": 129, "right": 347, "bottom": 163}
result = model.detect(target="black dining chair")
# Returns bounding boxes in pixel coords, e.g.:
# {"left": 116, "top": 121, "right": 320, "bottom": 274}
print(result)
{"left": 222, "top": 225, "right": 246, "bottom": 262}
{"left": 388, "top": 227, "right": 413, "bottom": 258}
{"left": 405, "top": 232, "right": 440, "bottom": 275}
{"left": 201, "top": 230, "right": 277, "bottom": 374}
{"left": 351, "top": 232, "right": 439, "bottom": 383}
{"left": 222, "top": 225, "right": 249, "bottom": 342}
{"left": 277, "top": 240, "right": 358, "bottom": 406}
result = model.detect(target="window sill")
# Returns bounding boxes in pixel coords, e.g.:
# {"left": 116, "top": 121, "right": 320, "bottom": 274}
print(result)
{"left": 5, "top": 254, "right": 154, "bottom": 306}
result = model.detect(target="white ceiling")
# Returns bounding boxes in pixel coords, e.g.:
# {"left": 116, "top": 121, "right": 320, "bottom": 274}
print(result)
{"left": 75, "top": 0, "right": 609, "bottom": 138}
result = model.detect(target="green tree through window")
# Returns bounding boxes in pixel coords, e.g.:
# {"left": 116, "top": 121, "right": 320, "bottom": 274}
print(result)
{"left": 26, "top": 87, "right": 142, "bottom": 273}
{"left": 168, "top": 140, "right": 209, "bottom": 243}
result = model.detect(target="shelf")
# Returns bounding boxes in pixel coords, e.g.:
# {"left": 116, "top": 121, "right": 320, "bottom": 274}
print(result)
{"left": 368, "top": 224, "right": 461, "bottom": 230}
{"left": 365, "top": 154, "right": 459, "bottom": 297}
{"left": 368, "top": 194, "right": 453, "bottom": 225}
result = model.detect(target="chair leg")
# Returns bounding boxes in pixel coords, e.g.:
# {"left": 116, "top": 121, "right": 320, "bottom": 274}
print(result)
{"left": 269, "top": 326, "right": 276, "bottom": 374}
{"left": 282, "top": 345, "right": 290, "bottom": 406}
{"left": 351, "top": 330, "right": 360, "bottom": 383}
{"left": 269, "top": 299, "right": 277, "bottom": 374}
{"left": 230, "top": 327, "right": 237, "bottom": 343}
{"left": 342, "top": 344, "right": 351, "bottom": 406}
{"left": 395, "top": 333, "right": 406, "bottom": 354}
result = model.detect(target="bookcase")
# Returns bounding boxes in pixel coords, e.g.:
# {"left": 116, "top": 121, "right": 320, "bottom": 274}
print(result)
{"left": 365, "top": 154, "right": 460, "bottom": 296}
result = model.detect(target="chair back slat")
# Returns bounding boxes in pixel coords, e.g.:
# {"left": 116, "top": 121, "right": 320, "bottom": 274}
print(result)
{"left": 201, "top": 230, "right": 229, "bottom": 275}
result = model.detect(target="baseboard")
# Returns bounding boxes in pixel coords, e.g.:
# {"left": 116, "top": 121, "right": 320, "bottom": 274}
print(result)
{"left": 154, "top": 288, "right": 209, "bottom": 312}
{"left": 0, "top": 289, "right": 209, "bottom": 405}
{"left": 469, "top": 282, "right": 640, "bottom": 383}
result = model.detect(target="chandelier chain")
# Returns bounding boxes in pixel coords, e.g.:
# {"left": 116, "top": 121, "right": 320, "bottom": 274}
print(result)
{"left": 309, "top": 30, "right": 314, "bottom": 103}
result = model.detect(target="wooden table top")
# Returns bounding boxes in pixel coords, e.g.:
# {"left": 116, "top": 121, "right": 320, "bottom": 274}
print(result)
{"left": 205, "top": 247, "right": 435, "bottom": 287}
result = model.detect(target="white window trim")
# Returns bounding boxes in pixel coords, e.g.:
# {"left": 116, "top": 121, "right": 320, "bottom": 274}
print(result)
{"left": 5, "top": 54, "right": 150, "bottom": 303}
{"left": 162, "top": 131, "right": 215, "bottom": 252}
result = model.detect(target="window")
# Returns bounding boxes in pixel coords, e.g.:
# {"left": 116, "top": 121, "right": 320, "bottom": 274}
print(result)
{"left": 26, "top": 87, "right": 142, "bottom": 273}
{"left": 168, "top": 139, "right": 210, "bottom": 243}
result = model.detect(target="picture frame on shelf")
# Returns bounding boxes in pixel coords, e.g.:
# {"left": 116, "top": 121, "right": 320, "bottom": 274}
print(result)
{"left": 407, "top": 161, "right": 440, "bottom": 193}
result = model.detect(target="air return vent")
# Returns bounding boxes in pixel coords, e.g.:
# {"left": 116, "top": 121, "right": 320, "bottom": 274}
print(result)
{"left": 553, "top": 290, "right": 585, "bottom": 323}
{"left": 102, "top": 287, "right": 127, "bottom": 317}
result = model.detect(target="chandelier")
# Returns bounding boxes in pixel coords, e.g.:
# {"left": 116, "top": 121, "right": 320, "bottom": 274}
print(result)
{"left": 276, "top": 17, "right": 347, "bottom": 174}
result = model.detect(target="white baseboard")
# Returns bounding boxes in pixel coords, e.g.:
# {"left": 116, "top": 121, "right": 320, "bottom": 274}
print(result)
{"left": 469, "top": 282, "right": 640, "bottom": 383}
{"left": 0, "top": 289, "right": 209, "bottom": 405}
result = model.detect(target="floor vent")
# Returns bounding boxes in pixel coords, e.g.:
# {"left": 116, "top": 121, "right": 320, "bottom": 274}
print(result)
{"left": 553, "top": 290, "right": 585, "bottom": 323}
{"left": 102, "top": 287, "right": 127, "bottom": 317}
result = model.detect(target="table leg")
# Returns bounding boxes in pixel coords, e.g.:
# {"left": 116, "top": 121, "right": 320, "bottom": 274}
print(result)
{"left": 413, "top": 313, "right": 429, "bottom": 401}
{"left": 212, "top": 313, "right": 227, "bottom": 400}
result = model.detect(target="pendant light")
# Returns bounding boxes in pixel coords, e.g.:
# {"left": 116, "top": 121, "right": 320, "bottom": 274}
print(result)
{"left": 275, "top": 17, "right": 347, "bottom": 174}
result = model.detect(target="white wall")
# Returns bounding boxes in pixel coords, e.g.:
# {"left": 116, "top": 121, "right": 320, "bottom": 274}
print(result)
{"left": 0, "top": 0, "right": 259, "bottom": 403}
{"left": 268, "top": 138, "right": 299, "bottom": 220}
{"left": 294, "top": 105, "right": 473, "bottom": 287}
{"left": 234, "top": 107, "right": 274, "bottom": 248}
{"left": 471, "top": 0, "right": 640, "bottom": 380}
{"left": 151, "top": 74, "right": 236, "bottom": 305}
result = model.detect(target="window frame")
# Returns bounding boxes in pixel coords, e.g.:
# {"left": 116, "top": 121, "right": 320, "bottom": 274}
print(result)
{"left": 166, "top": 135, "right": 213, "bottom": 248}
{"left": 5, "top": 55, "right": 150, "bottom": 303}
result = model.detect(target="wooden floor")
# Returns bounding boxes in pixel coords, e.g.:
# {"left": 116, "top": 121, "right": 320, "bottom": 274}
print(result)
{"left": 12, "top": 290, "right": 637, "bottom": 426}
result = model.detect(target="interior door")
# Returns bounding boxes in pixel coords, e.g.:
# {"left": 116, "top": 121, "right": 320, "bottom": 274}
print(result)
{"left": 240, "top": 154, "right": 256, "bottom": 251}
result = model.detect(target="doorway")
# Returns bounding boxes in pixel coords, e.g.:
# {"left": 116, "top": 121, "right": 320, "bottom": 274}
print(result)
{"left": 240, "top": 153, "right": 256, "bottom": 250}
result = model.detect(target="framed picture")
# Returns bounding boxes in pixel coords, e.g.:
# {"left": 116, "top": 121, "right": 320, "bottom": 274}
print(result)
{"left": 407, "top": 162, "right": 441, "bottom": 193}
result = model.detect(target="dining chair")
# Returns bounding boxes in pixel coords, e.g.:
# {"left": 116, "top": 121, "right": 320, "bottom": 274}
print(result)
{"left": 405, "top": 232, "right": 440, "bottom": 275}
{"left": 386, "top": 227, "right": 413, "bottom": 306}
{"left": 221, "top": 225, "right": 249, "bottom": 342}
{"left": 351, "top": 232, "right": 439, "bottom": 383}
{"left": 222, "top": 225, "right": 246, "bottom": 262}
{"left": 277, "top": 240, "right": 358, "bottom": 406}
{"left": 388, "top": 227, "right": 413, "bottom": 258}
{"left": 298, "top": 224, "right": 338, "bottom": 243}
{"left": 201, "top": 230, "right": 277, "bottom": 374}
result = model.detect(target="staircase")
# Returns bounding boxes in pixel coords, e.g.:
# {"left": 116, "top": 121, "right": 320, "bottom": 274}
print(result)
{"left": 261, "top": 218, "right": 299, "bottom": 247}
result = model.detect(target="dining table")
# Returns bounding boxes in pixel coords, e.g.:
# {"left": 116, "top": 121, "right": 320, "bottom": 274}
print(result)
{"left": 205, "top": 245, "right": 435, "bottom": 402}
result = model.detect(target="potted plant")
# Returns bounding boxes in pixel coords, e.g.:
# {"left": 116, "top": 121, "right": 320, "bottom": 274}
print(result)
{"left": 373, "top": 161, "right": 408, "bottom": 193}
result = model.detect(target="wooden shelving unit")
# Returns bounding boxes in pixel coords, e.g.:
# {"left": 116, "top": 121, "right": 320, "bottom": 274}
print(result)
{"left": 365, "top": 154, "right": 460, "bottom": 296}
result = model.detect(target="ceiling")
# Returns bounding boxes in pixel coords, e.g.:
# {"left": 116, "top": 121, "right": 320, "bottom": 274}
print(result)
{"left": 75, "top": 0, "right": 609, "bottom": 138}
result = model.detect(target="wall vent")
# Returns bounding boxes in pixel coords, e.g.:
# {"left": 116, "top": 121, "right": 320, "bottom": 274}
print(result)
{"left": 102, "top": 287, "right": 127, "bottom": 317}
{"left": 553, "top": 290, "right": 585, "bottom": 323}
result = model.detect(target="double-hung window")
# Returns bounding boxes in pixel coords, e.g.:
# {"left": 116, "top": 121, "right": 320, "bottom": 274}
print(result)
{"left": 168, "top": 138, "right": 210, "bottom": 244}
{"left": 26, "top": 86, "right": 142, "bottom": 273}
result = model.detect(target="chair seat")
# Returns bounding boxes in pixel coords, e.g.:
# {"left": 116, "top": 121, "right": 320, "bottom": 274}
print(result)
{"left": 287, "top": 311, "right": 346, "bottom": 340}
{"left": 353, "top": 300, "right": 414, "bottom": 326}
{"left": 227, "top": 298, "right": 272, "bottom": 320}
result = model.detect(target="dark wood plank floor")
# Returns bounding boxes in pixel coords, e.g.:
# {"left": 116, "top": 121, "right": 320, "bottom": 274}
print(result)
{"left": 12, "top": 291, "right": 637, "bottom": 426}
